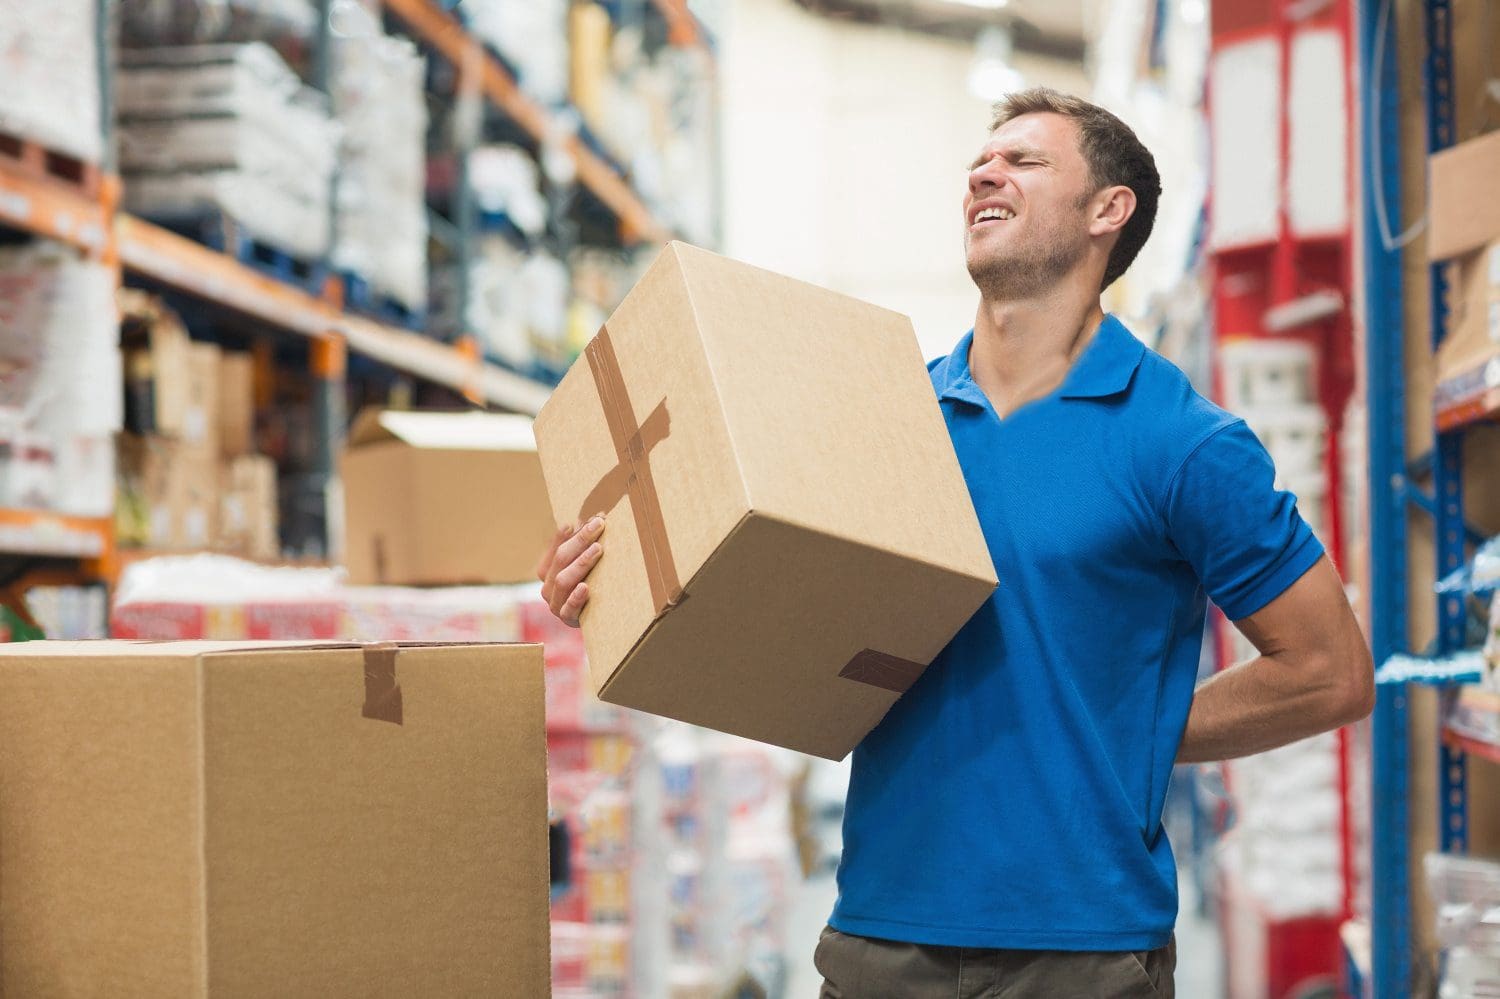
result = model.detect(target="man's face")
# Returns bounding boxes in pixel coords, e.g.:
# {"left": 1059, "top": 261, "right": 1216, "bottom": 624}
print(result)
{"left": 963, "top": 112, "right": 1096, "bottom": 300}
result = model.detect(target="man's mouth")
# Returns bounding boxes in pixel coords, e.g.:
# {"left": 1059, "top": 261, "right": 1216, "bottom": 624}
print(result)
{"left": 969, "top": 205, "right": 1016, "bottom": 229}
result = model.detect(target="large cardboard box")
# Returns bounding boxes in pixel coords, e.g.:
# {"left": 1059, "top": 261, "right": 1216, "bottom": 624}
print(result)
{"left": 340, "top": 409, "right": 556, "bottom": 586}
{"left": 533, "top": 242, "right": 998, "bottom": 760}
{"left": 0, "top": 640, "right": 551, "bottom": 997}
{"left": 218, "top": 351, "right": 256, "bottom": 457}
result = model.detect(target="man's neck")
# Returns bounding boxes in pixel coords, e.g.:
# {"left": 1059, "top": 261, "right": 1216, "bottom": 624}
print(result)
{"left": 968, "top": 282, "right": 1106, "bottom": 419}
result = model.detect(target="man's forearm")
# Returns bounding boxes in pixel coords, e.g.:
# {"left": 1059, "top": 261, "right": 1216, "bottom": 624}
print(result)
{"left": 1176, "top": 652, "right": 1367, "bottom": 764}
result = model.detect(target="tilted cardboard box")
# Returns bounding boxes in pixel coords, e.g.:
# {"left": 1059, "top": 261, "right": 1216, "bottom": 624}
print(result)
{"left": 534, "top": 242, "right": 998, "bottom": 760}
{"left": 340, "top": 409, "right": 557, "bottom": 585}
{"left": 0, "top": 640, "right": 550, "bottom": 998}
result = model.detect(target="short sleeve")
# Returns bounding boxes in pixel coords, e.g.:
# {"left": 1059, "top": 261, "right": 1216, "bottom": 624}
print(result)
{"left": 1163, "top": 420, "right": 1325, "bottom": 620}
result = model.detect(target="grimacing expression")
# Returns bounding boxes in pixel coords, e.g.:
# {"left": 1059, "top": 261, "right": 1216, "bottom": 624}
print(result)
{"left": 963, "top": 112, "right": 1096, "bottom": 301}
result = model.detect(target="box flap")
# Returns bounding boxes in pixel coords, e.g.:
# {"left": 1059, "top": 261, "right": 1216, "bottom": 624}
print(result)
{"left": 0, "top": 640, "right": 533, "bottom": 660}
{"left": 346, "top": 408, "right": 537, "bottom": 452}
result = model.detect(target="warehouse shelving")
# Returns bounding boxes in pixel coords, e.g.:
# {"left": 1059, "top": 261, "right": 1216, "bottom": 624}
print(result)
{"left": 0, "top": 158, "right": 113, "bottom": 258}
{"left": 1362, "top": 0, "right": 1492, "bottom": 996}
{"left": 0, "top": 510, "right": 112, "bottom": 563}
{"left": 116, "top": 214, "right": 552, "bottom": 414}
{"left": 383, "top": 0, "right": 675, "bottom": 245}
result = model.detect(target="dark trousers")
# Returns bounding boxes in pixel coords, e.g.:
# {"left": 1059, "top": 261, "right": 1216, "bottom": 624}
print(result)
{"left": 815, "top": 926, "right": 1176, "bottom": 998}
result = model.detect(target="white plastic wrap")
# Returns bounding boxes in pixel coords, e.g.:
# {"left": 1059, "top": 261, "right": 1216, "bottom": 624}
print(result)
{"left": 0, "top": 242, "right": 120, "bottom": 515}
{"left": 118, "top": 45, "right": 338, "bottom": 260}
{"left": 330, "top": 9, "right": 429, "bottom": 310}
{"left": 1221, "top": 732, "right": 1345, "bottom": 920}
{"left": 465, "top": 0, "right": 569, "bottom": 106}
{"left": 0, "top": 0, "right": 102, "bottom": 162}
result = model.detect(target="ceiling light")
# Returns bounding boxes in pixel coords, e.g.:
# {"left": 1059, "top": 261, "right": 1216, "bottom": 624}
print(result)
{"left": 968, "top": 25, "right": 1023, "bottom": 100}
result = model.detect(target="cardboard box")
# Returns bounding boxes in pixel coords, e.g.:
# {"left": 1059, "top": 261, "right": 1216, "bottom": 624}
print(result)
{"left": 533, "top": 242, "right": 998, "bottom": 760}
{"left": 340, "top": 409, "right": 556, "bottom": 586}
{"left": 120, "top": 290, "right": 192, "bottom": 438}
{"left": 183, "top": 341, "right": 222, "bottom": 456}
{"left": 218, "top": 351, "right": 256, "bottom": 457}
{"left": 118, "top": 434, "right": 220, "bottom": 550}
{"left": 218, "top": 453, "right": 278, "bottom": 559}
{"left": 1430, "top": 130, "right": 1500, "bottom": 262}
{"left": 1435, "top": 240, "right": 1500, "bottom": 388}
{"left": 0, "top": 640, "right": 551, "bottom": 997}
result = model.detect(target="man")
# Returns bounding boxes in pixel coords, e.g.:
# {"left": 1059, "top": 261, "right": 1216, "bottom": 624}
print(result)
{"left": 538, "top": 88, "right": 1374, "bottom": 998}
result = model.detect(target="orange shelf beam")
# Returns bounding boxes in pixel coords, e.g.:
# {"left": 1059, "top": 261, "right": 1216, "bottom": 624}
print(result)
{"left": 651, "top": 0, "right": 708, "bottom": 48}
{"left": 117, "top": 214, "right": 552, "bottom": 414}
{"left": 1442, "top": 727, "right": 1500, "bottom": 767}
{"left": 0, "top": 509, "right": 112, "bottom": 563}
{"left": 382, "top": 0, "right": 673, "bottom": 245}
{"left": 0, "top": 162, "right": 112, "bottom": 257}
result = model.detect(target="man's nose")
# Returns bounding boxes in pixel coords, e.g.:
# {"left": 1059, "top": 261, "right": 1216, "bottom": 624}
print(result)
{"left": 968, "top": 160, "right": 1007, "bottom": 197}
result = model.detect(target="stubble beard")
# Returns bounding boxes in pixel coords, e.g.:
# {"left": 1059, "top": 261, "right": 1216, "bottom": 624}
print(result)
{"left": 965, "top": 197, "right": 1094, "bottom": 302}
{"left": 966, "top": 227, "right": 1088, "bottom": 302}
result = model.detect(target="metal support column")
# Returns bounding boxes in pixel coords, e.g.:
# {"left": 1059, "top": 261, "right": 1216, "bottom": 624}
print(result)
{"left": 1423, "top": 0, "right": 1470, "bottom": 858}
{"left": 1360, "top": 0, "right": 1411, "bottom": 992}
{"left": 311, "top": 336, "right": 348, "bottom": 558}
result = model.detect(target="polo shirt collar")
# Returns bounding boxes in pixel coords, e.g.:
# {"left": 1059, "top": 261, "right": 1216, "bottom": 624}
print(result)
{"left": 1058, "top": 315, "right": 1146, "bottom": 399}
{"left": 935, "top": 315, "right": 1145, "bottom": 408}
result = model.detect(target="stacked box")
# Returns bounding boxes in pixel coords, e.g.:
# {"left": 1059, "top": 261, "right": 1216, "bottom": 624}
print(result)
{"left": 0, "top": 1, "right": 102, "bottom": 162}
{"left": 0, "top": 242, "right": 121, "bottom": 516}
{"left": 330, "top": 6, "right": 429, "bottom": 313}
{"left": 118, "top": 44, "right": 338, "bottom": 261}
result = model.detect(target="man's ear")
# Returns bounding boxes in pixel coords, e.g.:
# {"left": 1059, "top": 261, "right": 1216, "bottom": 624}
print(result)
{"left": 1089, "top": 185, "right": 1137, "bottom": 238}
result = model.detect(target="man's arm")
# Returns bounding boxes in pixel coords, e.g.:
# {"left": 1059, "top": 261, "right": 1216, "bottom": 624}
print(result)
{"left": 1176, "top": 555, "right": 1374, "bottom": 764}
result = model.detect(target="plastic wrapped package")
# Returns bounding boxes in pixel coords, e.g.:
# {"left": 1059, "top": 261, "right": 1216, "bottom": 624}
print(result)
{"left": 0, "top": 0, "right": 102, "bottom": 162}
{"left": 118, "top": 45, "right": 338, "bottom": 260}
{"left": 330, "top": 7, "right": 429, "bottom": 310}
{"left": 1222, "top": 732, "right": 1345, "bottom": 920}
{"left": 119, "top": 0, "right": 317, "bottom": 47}
{"left": 1426, "top": 853, "right": 1500, "bottom": 997}
{"left": 464, "top": 0, "right": 569, "bottom": 106}
{"left": 0, "top": 243, "right": 120, "bottom": 515}
{"left": 110, "top": 553, "right": 532, "bottom": 640}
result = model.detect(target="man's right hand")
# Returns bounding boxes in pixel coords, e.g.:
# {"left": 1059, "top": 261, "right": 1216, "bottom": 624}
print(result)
{"left": 536, "top": 515, "right": 606, "bottom": 628}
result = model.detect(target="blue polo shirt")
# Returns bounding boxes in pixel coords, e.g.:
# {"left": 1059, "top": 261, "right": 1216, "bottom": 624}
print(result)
{"left": 829, "top": 316, "right": 1324, "bottom": 951}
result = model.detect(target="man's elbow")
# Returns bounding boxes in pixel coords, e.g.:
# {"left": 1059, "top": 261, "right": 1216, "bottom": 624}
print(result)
{"left": 1327, "top": 642, "right": 1376, "bottom": 726}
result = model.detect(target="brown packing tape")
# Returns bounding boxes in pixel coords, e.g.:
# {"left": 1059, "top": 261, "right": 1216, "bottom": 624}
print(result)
{"left": 839, "top": 649, "right": 927, "bottom": 694}
{"left": 361, "top": 642, "right": 404, "bottom": 725}
{"left": 579, "top": 324, "right": 684, "bottom": 615}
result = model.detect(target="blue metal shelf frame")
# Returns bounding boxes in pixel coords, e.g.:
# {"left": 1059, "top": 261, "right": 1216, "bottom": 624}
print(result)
{"left": 1366, "top": 0, "right": 1472, "bottom": 994}
{"left": 1361, "top": 0, "right": 1412, "bottom": 991}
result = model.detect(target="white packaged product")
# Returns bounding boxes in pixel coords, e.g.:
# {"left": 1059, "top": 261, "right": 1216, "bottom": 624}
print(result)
{"left": 1219, "top": 338, "right": 1317, "bottom": 412}
{"left": 0, "top": 0, "right": 102, "bottom": 162}
{"left": 330, "top": 9, "right": 429, "bottom": 311}
{"left": 118, "top": 45, "right": 338, "bottom": 261}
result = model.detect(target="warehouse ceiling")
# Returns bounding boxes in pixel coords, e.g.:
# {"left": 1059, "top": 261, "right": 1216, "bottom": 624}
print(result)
{"left": 792, "top": 0, "right": 1092, "bottom": 62}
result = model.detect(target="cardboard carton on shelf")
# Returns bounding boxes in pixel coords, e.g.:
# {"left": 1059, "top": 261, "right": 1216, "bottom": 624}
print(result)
{"left": 534, "top": 242, "right": 998, "bottom": 761}
{"left": 182, "top": 341, "right": 222, "bottom": 457}
{"left": 1429, "top": 132, "right": 1500, "bottom": 395}
{"left": 218, "top": 351, "right": 256, "bottom": 458}
{"left": 117, "top": 434, "right": 219, "bottom": 551}
{"left": 340, "top": 409, "right": 556, "bottom": 586}
{"left": 0, "top": 640, "right": 551, "bottom": 998}
{"left": 217, "top": 453, "right": 278, "bottom": 560}
{"left": 120, "top": 289, "right": 193, "bottom": 439}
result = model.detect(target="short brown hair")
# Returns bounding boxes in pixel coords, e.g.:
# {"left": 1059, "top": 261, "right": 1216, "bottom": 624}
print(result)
{"left": 990, "top": 88, "right": 1161, "bottom": 291}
